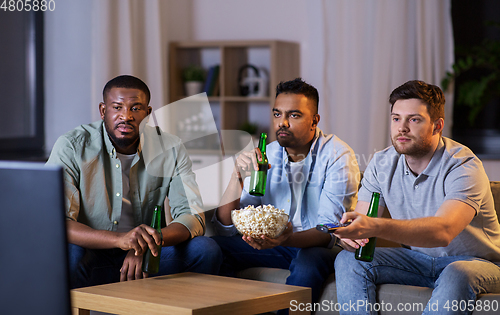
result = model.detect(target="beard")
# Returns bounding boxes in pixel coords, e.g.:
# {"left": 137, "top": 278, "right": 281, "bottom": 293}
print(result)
{"left": 391, "top": 134, "right": 433, "bottom": 158}
{"left": 105, "top": 122, "right": 138, "bottom": 149}
{"left": 276, "top": 129, "right": 297, "bottom": 148}
{"left": 110, "top": 135, "right": 138, "bottom": 148}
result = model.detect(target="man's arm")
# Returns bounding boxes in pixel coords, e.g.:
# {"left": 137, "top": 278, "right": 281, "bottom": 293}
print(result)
{"left": 48, "top": 137, "right": 160, "bottom": 256}
{"left": 160, "top": 222, "right": 191, "bottom": 246}
{"left": 67, "top": 220, "right": 162, "bottom": 256}
{"left": 246, "top": 144, "right": 360, "bottom": 250}
{"left": 243, "top": 223, "right": 332, "bottom": 250}
{"left": 216, "top": 171, "right": 245, "bottom": 225}
{"left": 216, "top": 149, "right": 263, "bottom": 226}
{"left": 165, "top": 141, "right": 207, "bottom": 238}
{"left": 335, "top": 199, "right": 476, "bottom": 248}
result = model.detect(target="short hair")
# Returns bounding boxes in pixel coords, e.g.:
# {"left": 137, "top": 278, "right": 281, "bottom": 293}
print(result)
{"left": 276, "top": 78, "right": 319, "bottom": 114}
{"left": 389, "top": 80, "right": 445, "bottom": 121}
{"left": 102, "top": 75, "right": 151, "bottom": 105}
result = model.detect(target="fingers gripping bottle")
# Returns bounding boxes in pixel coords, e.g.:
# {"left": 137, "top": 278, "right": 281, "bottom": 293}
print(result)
{"left": 355, "top": 192, "right": 380, "bottom": 262}
{"left": 249, "top": 133, "right": 268, "bottom": 196}
{"left": 142, "top": 205, "right": 162, "bottom": 274}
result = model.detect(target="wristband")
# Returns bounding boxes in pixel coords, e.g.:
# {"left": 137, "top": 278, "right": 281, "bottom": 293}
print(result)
{"left": 327, "top": 233, "right": 338, "bottom": 249}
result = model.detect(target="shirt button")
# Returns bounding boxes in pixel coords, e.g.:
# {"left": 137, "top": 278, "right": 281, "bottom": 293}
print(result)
{"left": 116, "top": 192, "right": 121, "bottom": 197}
{"left": 287, "top": 199, "right": 290, "bottom": 203}
{"left": 113, "top": 220, "right": 118, "bottom": 225}
{"left": 415, "top": 185, "right": 419, "bottom": 189}
{"left": 116, "top": 164, "right": 120, "bottom": 168}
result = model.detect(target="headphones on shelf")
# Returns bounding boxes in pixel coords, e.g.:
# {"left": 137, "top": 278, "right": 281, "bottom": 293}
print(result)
{"left": 238, "top": 64, "right": 261, "bottom": 96}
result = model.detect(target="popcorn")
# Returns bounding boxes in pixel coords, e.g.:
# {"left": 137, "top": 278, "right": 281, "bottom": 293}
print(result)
{"left": 231, "top": 205, "right": 289, "bottom": 238}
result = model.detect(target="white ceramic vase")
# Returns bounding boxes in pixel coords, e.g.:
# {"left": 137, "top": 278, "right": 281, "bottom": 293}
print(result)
{"left": 185, "top": 81, "right": 204, "bottom": 96}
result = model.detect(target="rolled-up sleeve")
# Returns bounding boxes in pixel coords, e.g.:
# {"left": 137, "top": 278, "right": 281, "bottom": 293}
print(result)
{"left": 46, "top": 136, "right": 81, "bottom": 222}
{"left": 167, "top": 144, "right": 205, "bottom": 238}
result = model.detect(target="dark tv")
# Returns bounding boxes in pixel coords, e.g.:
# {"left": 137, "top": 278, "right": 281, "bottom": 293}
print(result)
{"left": 0, "top": 161, "right": 71, "bottom": 315}
{"left": 0, "top": 11, "right": 44, "bottom": 158}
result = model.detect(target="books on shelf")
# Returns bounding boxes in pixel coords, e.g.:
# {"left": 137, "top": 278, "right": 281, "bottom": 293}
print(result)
{"left": 203, "top": 65, "right": 220, "bottom": 96}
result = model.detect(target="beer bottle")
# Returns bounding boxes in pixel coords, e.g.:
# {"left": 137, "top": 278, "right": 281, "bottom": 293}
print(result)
{"left": 355, "top": 192, "right": 380, "bottom": 262}
{"left": 249, "top": 133, "right": 268, "bottom": 196}
{"left": 142, "top": 205, "right": 162, "bottom": 274}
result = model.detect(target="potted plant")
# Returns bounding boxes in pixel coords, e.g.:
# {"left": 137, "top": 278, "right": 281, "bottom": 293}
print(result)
{"left": 182, "top": 65, "right": 205, "bottom": 96}
{"left": 239, "top": 121, "right": 259, "bottom": 147}
{"left": 239, "top": 121, "right": 259, "bottom": 135}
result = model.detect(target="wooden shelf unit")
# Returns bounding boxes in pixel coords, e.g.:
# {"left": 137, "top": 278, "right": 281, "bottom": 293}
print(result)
{"left": 168, "top": 40, "right": 300, "bottom": 142}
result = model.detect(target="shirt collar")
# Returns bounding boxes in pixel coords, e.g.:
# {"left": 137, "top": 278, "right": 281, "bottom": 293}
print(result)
{"left": 102, "top": 122, "right": 117, "bottom": 159}
{"left": 402, "top": 137, "right": 444, "bottom": 177}
{"left": 421, "top": 137, "right": 445, "bottom": 177}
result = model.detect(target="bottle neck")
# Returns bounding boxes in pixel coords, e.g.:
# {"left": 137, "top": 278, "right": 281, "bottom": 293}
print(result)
{"left": 151, "top": 207, "right": 162, "bottom": 229}
{"left": 366, "top": 194, "right": 380, "bottom": 217}
{"left": 258, "top": 134, "right": 267, "bottom": 154}
{"left": 259, "top": 143, "right": 266, "bottom": 155}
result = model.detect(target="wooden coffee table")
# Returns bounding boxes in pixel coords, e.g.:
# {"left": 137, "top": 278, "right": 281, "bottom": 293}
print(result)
{"left": 71, "top": 272, "right": 311, "bottom": 314}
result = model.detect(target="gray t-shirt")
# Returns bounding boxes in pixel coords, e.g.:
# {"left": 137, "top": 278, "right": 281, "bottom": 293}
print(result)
{"left": 359, "top": 137, "right": 500, "bottom": 261}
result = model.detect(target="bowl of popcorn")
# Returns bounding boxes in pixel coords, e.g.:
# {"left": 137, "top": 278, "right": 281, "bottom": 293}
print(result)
{"left": 231, "top": 205, "right": 289, "bottom": 238}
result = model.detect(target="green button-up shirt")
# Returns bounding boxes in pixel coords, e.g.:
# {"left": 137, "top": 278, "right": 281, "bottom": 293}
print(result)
{"left": 46, "top": 121, "right": 205, "bottom": 237}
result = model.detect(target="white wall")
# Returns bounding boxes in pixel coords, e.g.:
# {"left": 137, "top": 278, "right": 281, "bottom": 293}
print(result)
{"left": 44, "top": 0, "right": 92, "bottom": 156}
{"left": 43, "top": 0, "right": 500, "bottom": 181}
{"left": 191, "top": 0, "right": 324, "bottom": 102}
{"left": 43, "top": 0, "right": 193, "bottom": 156}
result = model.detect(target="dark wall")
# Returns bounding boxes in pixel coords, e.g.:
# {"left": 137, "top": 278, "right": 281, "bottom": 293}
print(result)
{"left": 451, "top": 0, "right": 500, "bottom": 131}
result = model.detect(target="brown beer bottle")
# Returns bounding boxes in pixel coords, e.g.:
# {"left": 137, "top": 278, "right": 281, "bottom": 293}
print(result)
{"left": 142, "top": 205, "right": 162, "bottom": 274}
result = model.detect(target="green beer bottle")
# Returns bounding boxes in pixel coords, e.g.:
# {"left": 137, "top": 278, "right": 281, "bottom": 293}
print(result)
{"left": 249, "top": 133, "right": 268, "bottom": 196}
{"left": 355, "top": 192, "right": 380, "bottom": 262}
{"left": 142, "top": 205, "right": 162, "bottom": 274}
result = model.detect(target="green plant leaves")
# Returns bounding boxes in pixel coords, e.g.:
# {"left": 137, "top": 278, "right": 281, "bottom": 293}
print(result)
{"left": 182, "top": 65, "right": 205, "bottom": 82}
{"left": 442, "top": 22, "right": 500, "bottom": 126}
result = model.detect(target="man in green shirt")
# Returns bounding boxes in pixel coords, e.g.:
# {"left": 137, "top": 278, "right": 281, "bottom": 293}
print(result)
{"left": 47, "top": 75, "right": 221, "bottom": 288}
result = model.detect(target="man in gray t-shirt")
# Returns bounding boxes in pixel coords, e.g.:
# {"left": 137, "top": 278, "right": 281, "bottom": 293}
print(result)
{"left": 334, "top": 80, "right": 500, "bottom": 314}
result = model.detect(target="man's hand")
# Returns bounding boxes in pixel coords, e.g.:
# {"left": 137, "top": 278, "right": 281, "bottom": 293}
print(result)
{"left": 334, "top": 212, "right": 374, "bottom": 240}
{"left": 216, "top": 147, "right": 272, "bottom": 226}
{"left": 233, "top": 148, "right": 271, "bottom": 180}
{"left": 242, "top": 222, "right": 293, "bottom": 250}
{"left": 117, "top": 224, "right": 162, "bottom": 256}
{"left": 120, "top": 250, "right": 147, "bottom": 281}
{"left": 337, "top": 238, "right": 368, "bottom": 252}
{"left": 336, "top": 199, "right": 475, "bottom": 248}
{"left": 333, "top": 212, "right": 370, "bottom": 252}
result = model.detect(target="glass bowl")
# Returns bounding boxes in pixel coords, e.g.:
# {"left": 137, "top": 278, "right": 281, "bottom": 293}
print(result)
{"left": 231, "top": 205, "right": 289, "bottom": 238}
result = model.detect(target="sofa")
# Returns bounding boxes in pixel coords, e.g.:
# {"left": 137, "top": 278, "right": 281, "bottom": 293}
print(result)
{"left": 205, "top": 181, "right": 500, "bottom": 314}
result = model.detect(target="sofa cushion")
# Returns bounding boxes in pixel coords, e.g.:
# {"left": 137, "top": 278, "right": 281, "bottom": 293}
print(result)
{"left": 237, "top": 267, "right": 290, "bottom": 285}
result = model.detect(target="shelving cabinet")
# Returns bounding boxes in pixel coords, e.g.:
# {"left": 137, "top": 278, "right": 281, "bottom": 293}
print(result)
{"left": 167, "top": 41, "right": 299, "bottom": 209}
{"left": 168, "top": 40, "right": 300, "bottom": 143}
